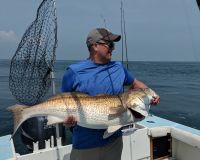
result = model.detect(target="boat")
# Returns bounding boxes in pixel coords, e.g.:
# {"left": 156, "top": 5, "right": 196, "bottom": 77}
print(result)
{"left": 1, "top": 115, "right": 200, "bottom": 160}
{"left": 1, "top": 1, "right": 200, "bottom": 160}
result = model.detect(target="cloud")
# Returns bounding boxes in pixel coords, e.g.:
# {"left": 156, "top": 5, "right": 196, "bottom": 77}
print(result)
{"left": 0, "top": 30, "right": 18, "bottom": 43}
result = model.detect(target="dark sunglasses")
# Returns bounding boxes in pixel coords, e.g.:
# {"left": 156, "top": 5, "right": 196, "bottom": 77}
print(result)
{"left": 96, "top": 41, "right": 115, "bottom": 50}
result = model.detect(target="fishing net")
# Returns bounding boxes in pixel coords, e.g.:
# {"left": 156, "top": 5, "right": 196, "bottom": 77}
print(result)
{"left": 9, "top": 0, "right": 57, "bottom": 105}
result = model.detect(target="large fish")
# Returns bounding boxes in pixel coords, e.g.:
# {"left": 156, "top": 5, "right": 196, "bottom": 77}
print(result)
{"left": 8, "top": 88, "right": 158, "bottom": 138}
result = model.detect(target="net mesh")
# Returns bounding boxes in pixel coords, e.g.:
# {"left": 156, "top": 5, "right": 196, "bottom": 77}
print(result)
{"left": 9, "top": 0, "right": 57, "bottom": 105}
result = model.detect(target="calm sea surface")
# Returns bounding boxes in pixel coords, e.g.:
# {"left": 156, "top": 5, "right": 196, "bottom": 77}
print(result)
{"left": 0, "top": 59, "right": 200, "bottom": 153}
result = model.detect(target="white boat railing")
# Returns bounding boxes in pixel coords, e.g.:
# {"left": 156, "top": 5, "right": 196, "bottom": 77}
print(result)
{"left": 1, "top": 116, "right": 200, "bottom": 160}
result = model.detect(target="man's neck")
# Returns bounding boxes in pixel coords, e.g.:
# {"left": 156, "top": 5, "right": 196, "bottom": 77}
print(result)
{"left": 89, "top": 55, "right": 110, "bottom": 64}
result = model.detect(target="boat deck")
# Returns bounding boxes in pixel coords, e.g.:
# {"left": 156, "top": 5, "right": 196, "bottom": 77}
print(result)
{"left": 139, "top": 115, "right": 200, "bottom": 136}
{"left": 1, "top": 115, "right": 200, "bottom": 160}
{"left": 0, "top": 135, "right": 15, "bottom": 160}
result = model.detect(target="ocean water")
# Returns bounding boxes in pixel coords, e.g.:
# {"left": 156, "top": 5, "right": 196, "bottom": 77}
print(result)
{"left": 0, "top": 59, "right": 200, "bottom": 152}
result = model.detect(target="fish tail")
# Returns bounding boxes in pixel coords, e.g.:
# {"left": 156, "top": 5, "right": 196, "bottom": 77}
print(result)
{"left": 7, "top": 104, "right": 28, "bottom": 138}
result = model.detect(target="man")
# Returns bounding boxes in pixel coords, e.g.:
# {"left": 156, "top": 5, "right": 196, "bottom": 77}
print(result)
{"left": 61, "top": 28, "right": 160, "bottom": 160}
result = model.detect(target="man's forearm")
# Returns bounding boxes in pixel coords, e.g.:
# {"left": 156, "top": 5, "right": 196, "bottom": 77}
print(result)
{"left": 130, "top": 79, "right": 148, "bottom": 89}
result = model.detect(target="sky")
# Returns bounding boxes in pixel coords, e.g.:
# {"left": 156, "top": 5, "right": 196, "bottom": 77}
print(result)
{"left": 0, "top": 0, "right": 200, "bottom": 61}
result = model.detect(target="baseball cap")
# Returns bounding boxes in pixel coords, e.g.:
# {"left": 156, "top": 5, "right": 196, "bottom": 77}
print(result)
{"left": 86, "top": 28, "right": 121, "bottom": 47}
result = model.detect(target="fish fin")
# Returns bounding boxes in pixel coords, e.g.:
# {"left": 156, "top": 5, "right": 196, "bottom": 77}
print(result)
{"left": 103, "top": 125, "right": 122, "bottom": 139}
{"left": 107, "top": 125, "right": 122, "bottom": 133}
{"left": 47, "top": 116, "right": 64, "bottom": 125}
{"left": 96, "top": 93, "right": 108, "bottom": 96}
{"left": 7, "top": 104, "right": 28, "bottom": 138}
{"left": 47, "top": 92, "right": 89, "bottom": 101}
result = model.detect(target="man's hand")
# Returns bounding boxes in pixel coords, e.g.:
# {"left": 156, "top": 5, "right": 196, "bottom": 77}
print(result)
{"left": 63, "top": 115, "right": 77, "bottom": 127}
{"left": 151, "top": 95, "right": 160, "bottom": 105}
{"left": 130, "top": 79, "right": 160, "bottom": 105}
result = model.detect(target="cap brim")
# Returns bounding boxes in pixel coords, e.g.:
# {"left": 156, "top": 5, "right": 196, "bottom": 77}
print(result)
{"left": 104, "top": 34, "right": 121, "bottom": 42}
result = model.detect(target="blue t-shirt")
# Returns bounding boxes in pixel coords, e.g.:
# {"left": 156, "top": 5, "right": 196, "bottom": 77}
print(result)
{"left": 61, "top": 59, "right": 134, "bottom": 149}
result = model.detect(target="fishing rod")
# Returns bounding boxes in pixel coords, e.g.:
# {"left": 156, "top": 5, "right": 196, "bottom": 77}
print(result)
{"left": 120, "top": 0, "right": 129, "bottom": 70}
{"left": 50, "top": 0, "right": 61, "bottom": 140}
{"left": 120, "top": 3, "right": 133, "bottom": 159}
{"left": 120, "top": 1, "right": 124, "bottom": 65}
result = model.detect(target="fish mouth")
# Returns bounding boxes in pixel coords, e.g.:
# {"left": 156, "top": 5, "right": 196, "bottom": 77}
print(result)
{"left": 128, "top": 108, "right": 144, "bottom": 119}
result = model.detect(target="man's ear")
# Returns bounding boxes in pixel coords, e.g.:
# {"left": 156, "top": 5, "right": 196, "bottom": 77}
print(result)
{"left": 92, "top": 43, "right": 98, "bottom": 52}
